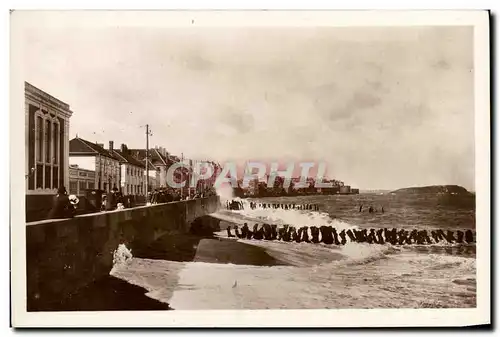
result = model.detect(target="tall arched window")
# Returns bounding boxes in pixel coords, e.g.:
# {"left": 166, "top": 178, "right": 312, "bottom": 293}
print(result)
{"left": 52, "top": 122, "right": 59, "bottom": 189}
{"left": 32, "top": 108, "right": 61, "bottom": 191}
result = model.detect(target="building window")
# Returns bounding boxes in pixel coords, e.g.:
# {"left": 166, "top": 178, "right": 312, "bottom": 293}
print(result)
{"left": 69, "top": 181, "right": 78, "bottom": 195}
{"left": 45, "top": 119, "right": 51, "bottom": 163}
{"left": 36, "top": 116, "right": 43, "bottom": 162}
{"left": 31, "top": 110, "right": 60, "bottom": 191}
{"left": 44, "top": 165, "right": 51, "bottom": 188}
{"left": 53, "top": 123, "right": 58, "bottom": 164}
{"left": 36, "top": 164, "right": 43, "bottom": 188}
{"left": 52, "top": 167, "right": 59, "bottom": 189}
{"left": 88, "top": 182, "right": 94, "bottom": 190}
{"left": 79, "top": 181, "right": 86, "bottom": 194}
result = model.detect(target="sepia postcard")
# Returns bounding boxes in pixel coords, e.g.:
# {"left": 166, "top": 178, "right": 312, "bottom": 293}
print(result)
{"left": 10, "top": 10, "right": 490, "bottom": 328}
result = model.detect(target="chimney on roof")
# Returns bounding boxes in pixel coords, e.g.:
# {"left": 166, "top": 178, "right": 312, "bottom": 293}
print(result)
{"left": 121, "top": 143, "right": 128, "bottom": 154}
{"left": 109, "top": 141, "right": 114, "bottom": 152}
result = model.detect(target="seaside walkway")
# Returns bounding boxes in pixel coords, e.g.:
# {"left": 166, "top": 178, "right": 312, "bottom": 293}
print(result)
{"left": 26, "top": 196, "right": 220, "bottom": 311}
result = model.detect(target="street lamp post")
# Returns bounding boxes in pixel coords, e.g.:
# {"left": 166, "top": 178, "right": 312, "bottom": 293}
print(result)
{"left": 180, "top": 152, "right": 183, "bottom": 199}
{"left": 145, "top": 124, "right": 152, "bottom": 200}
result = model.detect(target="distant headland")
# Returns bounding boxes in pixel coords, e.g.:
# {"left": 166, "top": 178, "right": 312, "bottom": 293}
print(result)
{"left": 390, "top": 185, "right": 473, "bottom": 196}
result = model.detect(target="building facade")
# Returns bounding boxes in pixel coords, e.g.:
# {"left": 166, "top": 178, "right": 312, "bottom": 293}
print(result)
{"left": 25, "top": 82, "right": 73, "bottom": 222}
{"left": 144, "top": 158, "right": 160, "bottom": 192}
{"left": 339, "top": 185, "right": 351, "bottom": 194}
{"left": 248, "top": 177, "right": 260, "bottom": 196}
{"left": 25, "top": 82, "right": 72, "bottom": 195}
{"left": 129, "top": 148, "right": 167, "bottom": 191}
{"left": 111, "top": 143, "right": 146, "bottom": 196}
{"left": 68, "top": 164, "right": 96, "bottom": 195}
{"left": 69, "top": 137, "right": 121, "bottom": 193}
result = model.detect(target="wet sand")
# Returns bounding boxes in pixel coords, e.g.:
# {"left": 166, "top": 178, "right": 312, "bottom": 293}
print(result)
{"left": 192, "top": 237, "right": 288, "bottom": 266}
{"left": 133, "top": 232, "right": 285, "bottom": 266}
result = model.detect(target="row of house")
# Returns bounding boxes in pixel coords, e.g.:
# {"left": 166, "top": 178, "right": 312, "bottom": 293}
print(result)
{"left": 24, "top": 81, "right": 221, "bottom": 221}
{"left": 67, "top": 136, "right": 187, "bottom": 196}
{"left": 67, "top": 138, "right": 225, "bottom": 198}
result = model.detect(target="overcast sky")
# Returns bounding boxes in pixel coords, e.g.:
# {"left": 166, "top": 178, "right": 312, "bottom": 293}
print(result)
{"left": 23, "top": 25, "right": 474, "bottom": 190}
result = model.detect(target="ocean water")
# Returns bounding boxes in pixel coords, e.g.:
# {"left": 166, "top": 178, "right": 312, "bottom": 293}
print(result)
{"left": 111, "top": 193, "right": 476, "bottom": 309}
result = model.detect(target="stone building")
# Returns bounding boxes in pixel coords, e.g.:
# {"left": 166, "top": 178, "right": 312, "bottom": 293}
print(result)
{"left": 248, "top": 177, "right": 260, "bottom": 196}
{"left": 339, "top": 185, "right": 352, "bottom": 194}
{"left": 25, "top": 82, "right": 72, "bottom": 194}
{"left": 25, "top": 82, "right": 73, "bottom": 221}
{"left": 68, "top": 164, "right": 96, "bottom": 195}
{"left": 144, "top": 157, "right": 160, "bottom": 192}
{"left": 110, "top": 143, "right": 146, "bottom": 196}
{"left": 129, "top": 147, "right": 168, "bottom": 190}
{"left": 69, "top": 137, "right": 120, "bottom": 193}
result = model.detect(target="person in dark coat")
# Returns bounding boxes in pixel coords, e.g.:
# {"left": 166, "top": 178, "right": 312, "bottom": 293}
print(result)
{"left": 105, "top": 187, "right": 119, "bottom": 211}
{"left": 116, "top": 190, "right": 125, "bottom": 208}
{"left": 234, "top": 225, "right": 243, "bottom": 238}
{"left": 47, "top": 186, "right": 76, "bottom": 219}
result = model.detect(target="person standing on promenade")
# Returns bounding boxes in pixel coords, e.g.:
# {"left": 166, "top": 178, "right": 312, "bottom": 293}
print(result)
{"left": 47, "top": 186, "right": 76, "bottom": 219}
{"left": 105, "top": 186, "right": 119, "bottom": 211}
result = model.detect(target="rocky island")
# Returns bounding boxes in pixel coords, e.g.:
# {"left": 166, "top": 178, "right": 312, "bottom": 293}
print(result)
{"left": 390, "top": 185, "right": 473, "bottom": 195}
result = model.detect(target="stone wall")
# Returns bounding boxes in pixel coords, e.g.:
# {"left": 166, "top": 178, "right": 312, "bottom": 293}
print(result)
{"left": 26, "top": 196, "right": 220, "bottom": 311}
{"left": 26, "top": 194, "right": 55, "bottom": 223}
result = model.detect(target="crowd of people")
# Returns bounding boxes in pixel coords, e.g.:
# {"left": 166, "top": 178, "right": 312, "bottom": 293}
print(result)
{"left": 46, "top": 185, "right": 219, "bottom": 220}
{"left": 100, "top": 187, "right": 126, "bottom": 211}
{"left": 148, "top": 187, "right": 217, "bottom": 205}
{"left": 48, "top": 185, "right": 135, "bottom": 219}
{"left": 225, "top": 200, "right": 320, "bottom": 211}
{"left": 226, "top": 223, "right": 475, "bottom": 245}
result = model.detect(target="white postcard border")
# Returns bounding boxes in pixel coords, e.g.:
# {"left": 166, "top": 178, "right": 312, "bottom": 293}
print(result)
{"left": 10, "top": 10, "right": 490, "bottom": 327}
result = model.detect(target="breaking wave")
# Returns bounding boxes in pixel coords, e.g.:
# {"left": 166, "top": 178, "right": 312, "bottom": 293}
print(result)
{"left": 217, "top": 197, "right": 356, "bottom": 231}
{"left": 108, "top": 194, "right": 476, "bottom": 309}
{"left": 215, "top": 200, "right": 476, "bottom": 269}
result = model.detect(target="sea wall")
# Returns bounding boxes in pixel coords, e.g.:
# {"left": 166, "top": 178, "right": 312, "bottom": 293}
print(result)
{"left": 26, "top": 193, "right": 149, "bottom": 223}
{"left": 26, "top": 196, "right": 220, "bottom": 311}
